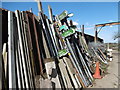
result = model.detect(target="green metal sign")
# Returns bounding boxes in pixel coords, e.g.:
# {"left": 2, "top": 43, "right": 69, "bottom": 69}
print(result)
{"left": 62, "top": 29, "right": 75, "bottom": 38}
{"left": 58, "top": 10, "right": 68, "bottom": 20}
{"left": 58, "top": 49, "right": 68, "bottom": 57}
{"left": 60, "top": 25, "right": 68, "bottom": 31}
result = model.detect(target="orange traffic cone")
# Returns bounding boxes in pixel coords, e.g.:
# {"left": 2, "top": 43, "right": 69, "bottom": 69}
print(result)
{"left": 93, "top": 61, "right": 102, "bottom": 79}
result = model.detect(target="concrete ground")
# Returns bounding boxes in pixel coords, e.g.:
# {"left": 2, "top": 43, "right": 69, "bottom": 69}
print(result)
{"left": 91, "top": 50, "right": 119, "bottom": 88}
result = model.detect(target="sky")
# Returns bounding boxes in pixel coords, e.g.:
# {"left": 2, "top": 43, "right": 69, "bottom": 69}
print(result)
{"left": 2, "top": 2, "right": 119, "bottom": 43}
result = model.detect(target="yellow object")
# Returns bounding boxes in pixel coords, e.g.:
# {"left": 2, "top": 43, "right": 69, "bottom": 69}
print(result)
{"left": 68, "top": 53, "right": 71, "bottom": 56}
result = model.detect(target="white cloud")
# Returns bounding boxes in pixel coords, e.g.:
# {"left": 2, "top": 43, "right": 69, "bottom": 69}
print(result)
{"left": 67, "top": 20, "right": 79, "bottom": 26}
{"left": 85, "top": 22, "right": 95, "bottom": 27}
{"left": 108, "top": 20, "right": 114, "bottom": 22}
{"left": 110, "top": 25, "right": 113, "bottom": 27}
{"left": 73, "top": 21, "right": 79, "bottom": 26}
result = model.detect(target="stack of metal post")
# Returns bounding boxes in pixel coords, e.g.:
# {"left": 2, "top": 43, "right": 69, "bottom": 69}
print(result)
{"left": 1, "top": 3, "right": 110, "bottom": 89}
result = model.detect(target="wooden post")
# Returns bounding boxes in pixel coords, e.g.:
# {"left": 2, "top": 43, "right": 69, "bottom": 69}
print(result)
{"left": 2, "top": 43, "right": 7, "bottom": 79}
{"left": 58, "top": 58, "right": 73, "bottom": 88}
{"left": 36, "top": 0, "right": 43, "bottom": 12}
{"left": 63, "top": 57, "right": 81, "bottom": 88}
{"left": 35, "top": 0, "right": 43, "bottom": 16}
{"left": 70, "top": 20, "right": 73, "bottom": 26}
{"left": 82, "top": 25, "right": 84, "bottom": 37}
{"left": 48, "top": 5, "right": 53, "bottom": 23}
{"left": 94, "top": 27, "right": 98, "bottom": 43}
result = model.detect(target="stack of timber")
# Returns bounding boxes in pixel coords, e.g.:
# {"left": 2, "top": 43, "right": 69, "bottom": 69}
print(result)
{"left": 0, "top": 4, "right": 111, "bottom": 89}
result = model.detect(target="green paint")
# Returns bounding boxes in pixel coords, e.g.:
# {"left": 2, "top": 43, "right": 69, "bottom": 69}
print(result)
{"left": 62, "top": 29, "right": 75, "bottom": 38}
{"left": 58, "top": 49, "right": 68, "bottom": 57}
{"left": 58, "top": 10, "right": 68, "bottom": 20}
{"left": 60, "top": 25, "right": 68, "bottom": 31}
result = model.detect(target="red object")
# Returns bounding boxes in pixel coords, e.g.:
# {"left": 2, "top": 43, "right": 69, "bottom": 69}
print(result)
{"left": 93, "top": 61, "right": 102, "bottom": 79}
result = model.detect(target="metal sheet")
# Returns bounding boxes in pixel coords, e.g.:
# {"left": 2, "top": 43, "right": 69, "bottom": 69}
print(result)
{"left": 15, "top": 10, "right": 30, "bottom": 88}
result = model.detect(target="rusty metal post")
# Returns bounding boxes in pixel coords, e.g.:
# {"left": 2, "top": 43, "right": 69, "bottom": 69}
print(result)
{"left": 32, "top": 13, "right": 43, "bottom": 74}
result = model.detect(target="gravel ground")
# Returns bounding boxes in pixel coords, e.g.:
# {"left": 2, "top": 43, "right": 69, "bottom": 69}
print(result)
{"left": 91, "top": 50, "right": 119, "bottom": 88}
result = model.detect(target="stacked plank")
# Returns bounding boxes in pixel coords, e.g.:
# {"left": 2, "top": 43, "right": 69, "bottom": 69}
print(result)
{"left": 1, "top": 9, "right": 47, "bottom": 89}
{"left": 1, "top": 6, "right": 110, "bottom": 89}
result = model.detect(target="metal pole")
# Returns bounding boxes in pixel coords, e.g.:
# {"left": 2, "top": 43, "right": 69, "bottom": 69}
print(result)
{"left": 48, "top": 5, "right": 59, "bottom": 51}
{"left": 66, "top": 38, "right": 89, "bottom": 87}
{"left": 75, "top": 43, "right": 93, "bottom": 82}
{"left": 39, "top": 12, "right": 54, "bottom": 57}
{"left": 8, "top": 11, "right": 16, "bottom": 88}
{"left": 46, "top": 18, "right": 58, "bottom": 56}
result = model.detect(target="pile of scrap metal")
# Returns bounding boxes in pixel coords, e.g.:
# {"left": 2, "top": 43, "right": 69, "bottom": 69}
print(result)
{"left": 1, "top": 5, "right": 110, "bottom": 89}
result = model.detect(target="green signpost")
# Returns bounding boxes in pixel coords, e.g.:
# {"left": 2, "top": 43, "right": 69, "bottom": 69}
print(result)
{"left": 61, "top": 29, "right": 75, "bottom": 38}
{"left": 58, "top": 49, "right": 68, "bottom": 57}
{"left": 58, "top": 10, "right": 68, "bottom": 20}
{"left": 60, "top": 25, "right": 68, "bottom": 31}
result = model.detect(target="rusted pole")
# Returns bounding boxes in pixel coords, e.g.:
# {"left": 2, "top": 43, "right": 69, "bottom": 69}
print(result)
{"left": 32, "top": 14, "right": 43, "bottom": 74}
